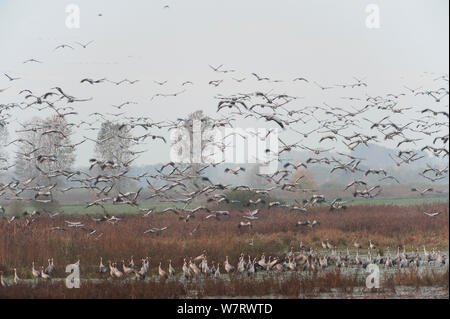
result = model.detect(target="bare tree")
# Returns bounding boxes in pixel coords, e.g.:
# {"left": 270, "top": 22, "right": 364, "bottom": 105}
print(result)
{"left": 0, "top": 121, "right": 9, "bottom": 188}
{"left": 0, "top": 120, "right": 8, "bottom": 162}
{"left": 172, "top": 110, "right": 216, "bottom": 190}
{"left": 290, "top": 167, "right": 317, "bottom": 189}
{"left": 94, "top": 121, "right": 133, "bottom": 193}
{"left": 14, "top": 115, "right": 75, "bottom": 198}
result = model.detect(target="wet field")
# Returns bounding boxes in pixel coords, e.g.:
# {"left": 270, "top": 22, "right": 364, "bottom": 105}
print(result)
{"left": 4, "top": 252, "right": 447, "bottom": 299}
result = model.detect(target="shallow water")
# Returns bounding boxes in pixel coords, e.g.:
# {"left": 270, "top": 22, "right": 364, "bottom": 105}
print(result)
{"left": 6, "top": 251, "right": 448, "bottom": 299}
{"left": 201, "top": 287, "right": 448, "bottom": 299}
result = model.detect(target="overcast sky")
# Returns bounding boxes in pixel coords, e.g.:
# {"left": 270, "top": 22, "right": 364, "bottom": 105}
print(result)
{"left": 0, "top": 0, "right": 448, "bottom": 166}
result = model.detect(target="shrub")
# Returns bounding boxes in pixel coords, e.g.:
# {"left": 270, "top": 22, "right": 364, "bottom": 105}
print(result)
{"left": 30, "top": 199, "right": 61, "bottom": 213}
{"left": 6, "top": 200, "right": 25, "bottom": 216}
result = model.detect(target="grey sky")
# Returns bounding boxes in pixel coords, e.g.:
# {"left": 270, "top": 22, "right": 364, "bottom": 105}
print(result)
{"left": 0, "top": 0, "right": 448, "bottom": 165}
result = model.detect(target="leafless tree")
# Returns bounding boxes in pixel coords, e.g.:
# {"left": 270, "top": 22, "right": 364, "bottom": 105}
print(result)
{"left": 172, "top": 110, "right": 216, "bottom": 189}
{"left": 94, "top": 121, "right": 133, "bottom": 193}
{"left": 0, "top": 120, "right": 8, "bottom": 162}
{"left": 14, "top": 115, "right": 75, "bottom": 190}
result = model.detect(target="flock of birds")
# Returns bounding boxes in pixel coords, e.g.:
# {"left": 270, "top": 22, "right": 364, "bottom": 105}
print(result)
{"left": 0, "top": 243, "right": 447, "bottom": 287}
{"left": 100, "top": 244, "right": 448, "bottom": 281}
{"left": 0, "top": 37, "right": 449, "bottom": 286}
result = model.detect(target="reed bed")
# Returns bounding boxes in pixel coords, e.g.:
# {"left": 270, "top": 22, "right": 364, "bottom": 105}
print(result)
{"left": 0, "top": 202, "right": 448, "bottom": 278}
{"left": 0, "top": 268, "right": 447, "bottom": 299}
